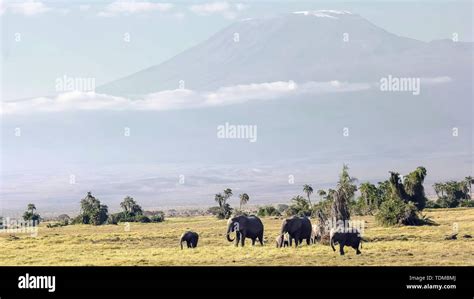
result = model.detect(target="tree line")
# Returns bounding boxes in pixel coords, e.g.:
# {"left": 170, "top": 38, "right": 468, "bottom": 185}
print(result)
{"left": 209, "top": 165, "right": 473, "bottom": 228}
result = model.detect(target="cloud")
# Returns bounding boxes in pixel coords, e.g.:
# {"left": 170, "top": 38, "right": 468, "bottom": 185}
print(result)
{"left": 6, "top": 0, "right": 51, "bottom": 16}
{"left": 2, "top": 80, "right": 374, "bottom": 115}
{"left": 98, "top": 1, "right": 173, "bottom": 17}
{"left": 189, "top": 1, "right": 246, "bottom": 19}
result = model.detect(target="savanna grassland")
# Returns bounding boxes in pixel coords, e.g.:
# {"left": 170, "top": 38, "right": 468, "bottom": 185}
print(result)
{"left": 1, "top": 208, "right": 473, "bottom": 266}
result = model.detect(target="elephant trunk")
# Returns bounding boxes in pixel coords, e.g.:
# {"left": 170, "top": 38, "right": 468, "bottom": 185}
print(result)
{"left": 277, "top": 234, "right": 284, "bottom": 248}
{"left": 226, "top": 233, "right": 234, "bottom": 242}
{"left": 226, "top": 220, "right": 235, "bottom": 242}
{"left": 180, "top": 238, "right": 184, "bottom": 250}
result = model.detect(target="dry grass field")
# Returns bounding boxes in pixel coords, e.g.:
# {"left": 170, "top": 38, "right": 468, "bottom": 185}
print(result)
{"left": 1, "top": 208, "right": 473, "bottom": 266}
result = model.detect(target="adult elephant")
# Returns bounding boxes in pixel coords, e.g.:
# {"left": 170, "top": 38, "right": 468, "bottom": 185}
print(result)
{"left": 226, "top": 215, "right": 264, "bottom": 247}
{"left": 278, "top": 216, "right": 312, "bottom": 247}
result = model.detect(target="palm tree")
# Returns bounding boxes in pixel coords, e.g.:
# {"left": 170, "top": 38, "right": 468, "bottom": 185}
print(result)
{"left": 326, "top": 189, "right": 336, "bottom": 201}
{"left": 317, "top": 189, "right": 326, "bottom": 201}
{"left": 359, "top": 182, "right": 374, "bottom": 205}
{"left": 214, "top": 193, "right": 224, "bottom": 207}
{"left": 239, "top": 193, "right": 250, "bottom": 210}
{"left": 303, "top": 184, "right": 314, "bottom": 206}
{"left": 337, "top": 164, "right": 357, "bottom": 199}
{"left": 223, "top": 188, "right": 233, "bottom": 201}
{"left": 27, "top": 203, "right": 36, "bottom": 214}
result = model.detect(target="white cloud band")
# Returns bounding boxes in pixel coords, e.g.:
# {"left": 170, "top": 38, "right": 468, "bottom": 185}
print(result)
{"left": 2, "top": 80, "right": 373, "bottom": 115}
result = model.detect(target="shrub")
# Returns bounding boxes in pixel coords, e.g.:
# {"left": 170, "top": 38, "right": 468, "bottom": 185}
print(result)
{"left": 425, "top": 200, "right": 441, "bottom": 209}
{"left": 134, "top": 215, "right": 151, "bottom": 223}
{"left": 149, "top": 211, "right": 165, "bottom": 223}
{"left": 285, "top": 196, "right": 312, "bottom": 217}
{"left": 233, "top": 209, "right": 249, "bottom": 217}
{"left": 460, "top": 200, "right": 474, "bottom": 207}
{"left": 207, "top": 206, "right": 221, "bottom": 216}
{"left": 376, "top": 198, "right": 426, "bottom": 226}
{"left": 276, "top": 204, "right": 289, "bottom": 213}
{"left": 256, "top": 206, "right": 281, "bottom": 217}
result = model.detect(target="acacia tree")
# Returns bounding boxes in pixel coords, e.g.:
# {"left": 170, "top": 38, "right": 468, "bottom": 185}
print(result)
{"left": 79, "top": 192, "right": 108, "bottom": 225}
{"left": 120, "top": 196, "right": 143, "bottom": 216}
{"left": 22, "top": 203, "right": 40, "bottom": 225}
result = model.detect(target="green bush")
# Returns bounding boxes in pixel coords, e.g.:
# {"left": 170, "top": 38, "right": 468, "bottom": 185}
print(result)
{"left": 149, "top": 212, "right": 165, "bottom": 223}
{"left": 376, "top": 198, "right": 421, "bottom": 226}
{"left": 233, "top": 209, "right": 249, "bottom": 217}
{"left": 460, "top": 200, "right": 474, "bottom": 207}
{"left": 134, "top": 215, "right": 151, "bottom": 223}
{"left": 425, "top": 200, "right": 441, "bottom": 209}
{"left": 276, "top": 204, "right": 289, "bottom": 213}
{"left": 256, "top": 206, "right": 281, "bottom": 217}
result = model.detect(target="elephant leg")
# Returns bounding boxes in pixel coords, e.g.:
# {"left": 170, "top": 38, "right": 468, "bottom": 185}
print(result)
{"left": 306, "top": 238, "right": 311, "bottom": 245}
{"left": 251, "top": 238, "right": 256, "bottom": 246}
{"left": 186, "top": 241, "right": 191, "bottom": 248}
{"left": 354, "top": 243, "right": 361, "bottom": 254}
{"left": 294, "top": 236, "right": 300, "bottom": 248}
{"left": 258, "top": 234, "right": 264, "bottom": 246}
{"left": 241, "top": 233, "right": 246, "bottom": 247}
{"left": 289, "top": 237, "right": 292, "bottom": 247}
{"left": 235, "top": 232, "right": 241, "bottom": 247}
{"left": 339, "top": 244, "right": 345, "bottom": 255}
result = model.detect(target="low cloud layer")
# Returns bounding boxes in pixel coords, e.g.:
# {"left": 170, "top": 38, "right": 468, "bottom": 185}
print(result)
{"left": 2, "top": 0, "right": 51, "bottom": 16}
{"left": 189, "top": 1, "right": 246, "bottom": 19}
{"left": 2, "top": 80, "right": 371, "bottom": 115}
{"left": 97, "top": 1, "right": 173, "bottom": 17}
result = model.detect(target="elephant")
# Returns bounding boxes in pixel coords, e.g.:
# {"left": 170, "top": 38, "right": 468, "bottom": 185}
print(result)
{"left": 180, "top": 231, "right": 199, "bottom": 249}
{"left": 275, "top": 234, "right": 289, "bottom": 248}
{"left": 330, "top": 228, "right": 362, "bottom": 255}
{"left": 278, "top": 216, "right": 312, "bottom": 247}
{"left": 226, "top": 215, "right": 264, "bottom": 247}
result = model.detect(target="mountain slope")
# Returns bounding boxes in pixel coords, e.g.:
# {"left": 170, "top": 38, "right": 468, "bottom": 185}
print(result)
{"left": 98, "top": 10, "right": 471, "bottom": 97}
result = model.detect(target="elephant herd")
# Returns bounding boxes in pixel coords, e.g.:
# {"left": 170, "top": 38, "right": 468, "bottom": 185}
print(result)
{"left": 180, "top": 215, "right": 363, "bottom": 255}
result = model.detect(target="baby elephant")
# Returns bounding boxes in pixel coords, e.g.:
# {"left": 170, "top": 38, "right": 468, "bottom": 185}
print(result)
{"left": 180, "top": 231, "right": 199, "bottom": 249}
{"left": 330, "top": 228, "right": 362, "bottom": 255}
{"left": 275, "top": 235, "right": 289, "bottom": 248}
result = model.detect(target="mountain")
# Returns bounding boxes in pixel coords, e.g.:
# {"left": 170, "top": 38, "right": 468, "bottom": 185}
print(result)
{"left": 98, "top": 10, "right": 472, "bottom": 96}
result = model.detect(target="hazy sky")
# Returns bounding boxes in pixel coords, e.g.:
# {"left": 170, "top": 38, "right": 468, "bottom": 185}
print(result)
{"left": 0, "top": 1, "right": 472, "bottom": 215}
{"left": 1, "top": 0, "right": 472, "bottom": 100}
